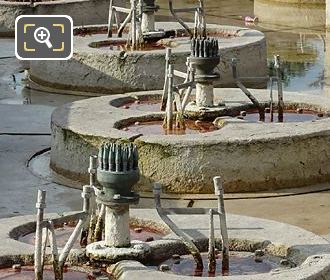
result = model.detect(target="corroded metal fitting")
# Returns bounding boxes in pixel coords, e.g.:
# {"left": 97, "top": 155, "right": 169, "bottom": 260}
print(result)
{"left": 191, "top": 37, "right": 219, "bottom": 58}
{"left": 96, "top": 143, "right": 140, "bottom": 205}
{"left": 98, "top": 143, "right": 138, "bottom": 173}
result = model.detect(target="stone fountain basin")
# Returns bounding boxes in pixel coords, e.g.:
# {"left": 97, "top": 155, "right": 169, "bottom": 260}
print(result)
{"left": 28, "top": 22, "right": 266, "bottom": 96}
{"left": 51, "top": 88, "right": 330, "bottom": 194}
{"left": 0, "top": 210, "right": 329, "bottom": 279}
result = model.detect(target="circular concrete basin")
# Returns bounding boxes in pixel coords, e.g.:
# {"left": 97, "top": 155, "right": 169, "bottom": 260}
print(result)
{"left": 28, "top": 23, "right": 267, "bottom": 96}
{"left": 50, "top": 88, "right": 330, "bottom": 194}
{"left": 1, "top": 210, "right": 330, "bottom": 279}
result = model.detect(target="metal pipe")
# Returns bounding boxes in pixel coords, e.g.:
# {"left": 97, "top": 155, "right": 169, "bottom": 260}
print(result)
{"left": 89, "top": 155, "right": 97, "bottom": 187}
{"left": 80, "top": 185, "right": 93, "bottom": 247}
{"left": 118, "top": 10, "right": 133, "bottom": 38}
{"left": 153, "top": 183, "right": 203, "bottom": 270}
{"left": 232, "top": 58, "right": 265, "bottom": 121}
{"left": 182, "top": 65, "right": 195, "bottom": 111}
{"left": 107, "top": 0, "right": 114, "bottom": 37}
{"left": 131, "top": 0, "right": 137, "bottom": 49}
{"left": 270, "top": 77, "right": 274, "bottom": 122}
{"left": 34, "top": 190, "right": 46, "bottom": 280}
{"left": 58, "top": 188, "right": 89, "bottom": 274}
{"left": 94, "top": 204, "right": 106, "bottom": 242}
{"left": 274, "top": 55, "right": 284, "bottom": 122}
{"left": 168, "top": 0, "right": 192, "bottom": 36}
{"left": 166, "top": 64, "right": 174, "bottom": 130}
{"left": 199, "top": 0, "right": 206, "bottom": 38}
{"left": 41, "top": 227, "right": 48, "bottom": 274}
{"left": 161, "top": 48, "right": 172, "bottom": 111}
{"left": 59, "top": 219, "right": 85, "bottom": 265}
{"left": 213, "top": 176, "right": 229, "bottom": 273}
{"left": 208, "top": 209, "right": 216, "bottom": 274}
{"left": 48, "top": 221, "right": 62, "bottom": 280}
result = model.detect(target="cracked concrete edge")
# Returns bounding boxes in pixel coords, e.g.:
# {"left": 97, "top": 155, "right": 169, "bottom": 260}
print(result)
{"left": 110, "top": 254, "right": 330, "bottom": 280}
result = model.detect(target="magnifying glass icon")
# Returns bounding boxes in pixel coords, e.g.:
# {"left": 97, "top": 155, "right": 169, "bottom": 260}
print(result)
{"left": 34, "top": 27, "right": 53, "bottom": 49}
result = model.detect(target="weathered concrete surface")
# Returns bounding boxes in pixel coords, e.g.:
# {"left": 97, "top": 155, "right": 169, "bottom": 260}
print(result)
{"left": 50, "top": 88, "right": 330, "bottom": 194}
{"left": 29, "top": 22, "right": 267, "bottom": 95}
{"left": 0, "top": 0, "right": 116, "bottom": 36}
{"left": 111, "top": 256, "right": 330, "bottom": 280}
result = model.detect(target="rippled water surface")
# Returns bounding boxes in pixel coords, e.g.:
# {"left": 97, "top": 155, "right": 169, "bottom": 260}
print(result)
{"left": 157, "top": 0, "right": 328, "bottom": 95}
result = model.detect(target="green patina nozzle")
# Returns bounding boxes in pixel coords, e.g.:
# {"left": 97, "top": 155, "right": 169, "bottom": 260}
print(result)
{"left": 97, "top": 143, "right": 140, "bottom": 201}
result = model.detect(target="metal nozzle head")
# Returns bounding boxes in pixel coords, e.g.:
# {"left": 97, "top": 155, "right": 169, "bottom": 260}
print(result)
{"left": 98, "top": 142, "right": 139, "bottom": 172}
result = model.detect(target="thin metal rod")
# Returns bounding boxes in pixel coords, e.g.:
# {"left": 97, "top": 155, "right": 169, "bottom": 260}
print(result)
{"left": 153, "top": 183, "right": 203, "bottom": 270}
{"left": 198, "top": 0, "right": 206, "bottom": 38}
{"left": 48, "top": 221, "right": 62, "bottom": 280}
{"left": 270, "top": 77, "right": 274, "bottom": 122}
{"left": 131, "top": 0, "right": 137, "bottom": 49}
{"left": 58, "top": 188, "right": 89, "bottom": 272}
{"left": 182, "top": 64, "right": 195, "bottom": 111}
{"left": 59, "top": 219, "right": 85, "bottom": 265}
{"left": 107, "top": 0, "right": 114, "bottom": 37}
{"left": 118, "top": 11, "right": 133, "bottom": 37}
{"left": 208, "top": 209, "right": 216, "bottom": 274}
{"left": 80, "top": 185, "right": 93, "bottom": 247}
{"left": 161, "top": 48, "right": 172, "bottom": 111}
{"left": 34, "top": 190, "right": 46, "bottom": 280}
{"left": 89, "top": 155, "right": 97, "bottom": 187}
{"left": 274, "top": 55, "right": 284, "bottom": 122}
{"left": 94, "top": 204, "right": 106, "bottom": 242}
{"left": 165, "top": 64, "right": 174, "bottom": 130}
{"left": 41, "top": 227, "right": 48, "bottom": 273}
{"left": 169, "top": 0, "right": 192, "bottom": 36}
{"left": 232, "top": 58, "right": 265, "bottom": 121}
{"left": 194, "top": 10, "right": 198, "bottom": 38}
{"left": 213, "top": 176, "right": 229, "bottom": 273}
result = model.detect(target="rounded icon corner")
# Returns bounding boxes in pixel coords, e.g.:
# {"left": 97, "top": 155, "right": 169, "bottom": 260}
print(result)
{"left": 15, "top": 15, "right": 25, "bottom": 26}
{"left": 63, "top": 51, "right": 73, "bottom": 61}
{"left": 14, "top": 50, "right": 25, "bottom": 61}
{"left": 63, "top": 15, "right": 73, "bottom": 26}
